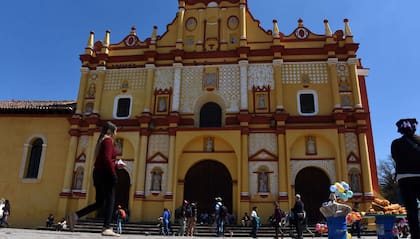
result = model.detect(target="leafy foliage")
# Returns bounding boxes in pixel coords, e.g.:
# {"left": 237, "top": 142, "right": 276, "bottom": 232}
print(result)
{"left": 377, "top": 156, "right": 398, "bottom": 203}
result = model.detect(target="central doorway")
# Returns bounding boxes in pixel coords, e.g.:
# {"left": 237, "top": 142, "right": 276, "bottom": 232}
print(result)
{"left": 184, "top": 160, "right": 232, "bottom": 215}
{"left": 294, "top": 167, "right": 330, "bottom": 224}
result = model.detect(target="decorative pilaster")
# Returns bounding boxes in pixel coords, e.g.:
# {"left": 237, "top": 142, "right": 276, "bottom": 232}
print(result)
{"left": 93, "top": 66, "right": 106, "bottom": 114}
{"left": 239, "top": 60, "right": 248, "bottom": 111}
{"left": 75, "top": 67, "right": 90, "bottom": 114}
{"left": 171, "top": 63, "right": 182, "bottom": 113}
{"left": 348, "top": 58, "right": 362, "bottom": 109}
{"left": 144, "top": 64, "right": 156, "bottom": 113}
{"left": 239, "top": 3, "right": 247, "bottom": 45}
{"left": 358, "top": 130, "right": 374, "bottom": 200}
{"left": 273, "top": 59, "right": 284, "bottom": 111}
{"left": 327, "top": 58, "right": 341, "bottom": 110}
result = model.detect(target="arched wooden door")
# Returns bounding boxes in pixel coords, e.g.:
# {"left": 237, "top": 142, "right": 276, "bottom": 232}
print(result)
{"left": 184, "top": 160, "right": 232, "bottom": 215}
{"left": 294, "top": 167, "right": 330, "bottom": 224}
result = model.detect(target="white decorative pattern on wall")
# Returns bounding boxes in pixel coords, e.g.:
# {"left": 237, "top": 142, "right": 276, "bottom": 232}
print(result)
{"left": 290, "top": 160, "right": 335, "bottom": 184}
{"left": 247, "top": 64, "right": 274, "bottom": 90}
{"left": 282, "top": 63, "right": 328, "bottom": 84}
{"left": 78, "top": 136, "right": 89, "bottom": 153}
{"left": 104, "top": 68, "right": 147, "bottom": 91}
{"left": 180, "top": 66, "right": 204, "bottom": 113}
{"left": 344, "top": 133, "right": 358, "bottom": 156}
{"left": 219, "top": 65, "right": 240, "bottom": 112}
{"left": 154, "top": 68, "right": 174, "bottom": 90}
{"left": 148, "top": 135, "right": 170, "bottom": 159}
{"left": 249, "top": 133, "right": 277, "bottom": 156}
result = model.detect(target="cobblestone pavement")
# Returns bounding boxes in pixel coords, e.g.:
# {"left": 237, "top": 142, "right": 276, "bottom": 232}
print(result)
{"left": 0, "top": 228, "right": 382, "bottom": 239}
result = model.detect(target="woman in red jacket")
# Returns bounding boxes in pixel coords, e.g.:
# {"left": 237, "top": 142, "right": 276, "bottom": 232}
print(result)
{"left": 67, "top": 121, "right": 120, "bottom": 237}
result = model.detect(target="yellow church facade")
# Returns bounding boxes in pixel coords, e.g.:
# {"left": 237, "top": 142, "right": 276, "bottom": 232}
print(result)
{"left": 0, "top": 0, "right": 378, "bottom": 228}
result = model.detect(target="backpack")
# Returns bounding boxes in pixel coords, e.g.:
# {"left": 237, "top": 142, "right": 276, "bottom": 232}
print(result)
{"left": 119, "top": 209, "right": 127, "bottom": 219}
{"left": 185, "top": 205, "right": 193, "bottom": 217}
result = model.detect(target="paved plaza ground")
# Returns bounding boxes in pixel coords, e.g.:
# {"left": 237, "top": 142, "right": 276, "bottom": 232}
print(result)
{"left": 0, "top": 228, "right": 382, "bottom": 239}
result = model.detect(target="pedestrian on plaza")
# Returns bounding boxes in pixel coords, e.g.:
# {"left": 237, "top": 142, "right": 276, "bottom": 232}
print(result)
{"left": 1, "top": 199, "right": 10, "bottom": 227}
{"left": 241, "top": 212, "right": 250, "bottom": 227}
{"left": 115, "top": 205, "right": 126, "bottom": 234}
{"left": 175, "top": 200, "right": 188, "bottom": 236}
{"left": 214, "top": 197, "right": 226, "bottom": 237}
{"left": 351, "top": 202, "right": 362, "bottom": 238}
{"left": 186, "top": 202, "right": 197, "bottom": 236}
{"left": 391, "top": 118, "right": 420, "bottom": 239}
{"left": 162, "top": 208, "right": 171, "bottom": 235}
{"left": 46, "top": 213, "right": 54, "bottom": 228}
{"left": 292, "top": 194, "right": 305, "bottom": 239}
{"left": 250, "top": 206, "right": 259, "bottom": 238}
{"left": 272, "top": 202, "right": 284, "bottom": 238}
{"left": 66, "top": 121, "right": 120, "bottom": 237}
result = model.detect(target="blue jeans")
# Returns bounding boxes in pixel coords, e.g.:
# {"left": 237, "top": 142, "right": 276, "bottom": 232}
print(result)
{"left": 116, "top": 218, "right": 122, "bottom": 234}
{"left": 216, "top": 216, "right": 224, "bottom": 237}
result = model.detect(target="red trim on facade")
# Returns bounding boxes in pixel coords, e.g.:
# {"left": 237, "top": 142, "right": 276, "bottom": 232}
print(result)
{"left": 290, "top": 157, "right": 335, "bottom": 161}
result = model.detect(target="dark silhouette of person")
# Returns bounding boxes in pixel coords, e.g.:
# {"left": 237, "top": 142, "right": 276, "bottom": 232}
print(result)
{"left": 391, "top": 118, "right": 420, "bottom": 239}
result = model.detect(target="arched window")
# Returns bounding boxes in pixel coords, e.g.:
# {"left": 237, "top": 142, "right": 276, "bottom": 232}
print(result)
{"left": 20, "top": 136, "right": 47, "bottom": 181}
{"left": 200, "top": 102, "right": 222, "bottom": 127}
{"left": 25, "top": 138, "right": 43, "bottom": 179}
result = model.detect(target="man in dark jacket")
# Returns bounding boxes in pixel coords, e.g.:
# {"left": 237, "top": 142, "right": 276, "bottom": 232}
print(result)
{"left": 292, "top": 194, "right": 305, "bottom": 239}
{"left": 391, "top": 118, "right": 420, "bottom": 239}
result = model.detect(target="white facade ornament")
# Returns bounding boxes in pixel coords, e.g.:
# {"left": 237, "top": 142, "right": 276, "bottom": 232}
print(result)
{"left": 247, "top": 64, "right": 274, "bottom": 89}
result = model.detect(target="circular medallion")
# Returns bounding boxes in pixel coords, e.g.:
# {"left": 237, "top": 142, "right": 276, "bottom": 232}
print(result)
{"left": 124, "top": 35, "right": 137, "bottom": 47}
{"left": 295, "top": 28, "right": 308, "bottom": 39}
{"left": 228, "top": 16, "right": 239, "bottom": 30}
{"left": 186, "top": 17, "right": 197, "bottom": 31}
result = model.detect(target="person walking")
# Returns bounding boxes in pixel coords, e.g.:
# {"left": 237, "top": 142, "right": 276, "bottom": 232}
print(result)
{"left": 186, "top": 202, "right": 197, "bottom": 236}
{"left": 214, "top": 197, "right": 225, "bottom": 237}
{"left": 175, "top": 200, "right": 188, "bottom": 236}
{"left": 272, "top": 202, "right": 283, "bottom": 238}
{"left": 162, "top": 208, "right": 171, "bottom": 236}
{"left": 66, "top": 121, "right": 120, "bottom": 237}
{"left": 115, "top": 205, "right": 125, "bottom": 234}
{"left": 391, "top": 118, "right": 420, "bottom": 239}
{"left": 292, "top": 194, "right": 305, "bottom": 239}
{"left": 250, "top": 206, "right": 259, "bottom": 238}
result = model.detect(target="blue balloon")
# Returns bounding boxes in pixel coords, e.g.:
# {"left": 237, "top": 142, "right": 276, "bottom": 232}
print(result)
{"left": 330, "top": 185, "right": 337, "bottom": 192}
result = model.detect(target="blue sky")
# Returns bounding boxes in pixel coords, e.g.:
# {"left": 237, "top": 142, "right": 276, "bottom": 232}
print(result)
{"left": 1, "top": 0, "right": 419, "bottom": 164}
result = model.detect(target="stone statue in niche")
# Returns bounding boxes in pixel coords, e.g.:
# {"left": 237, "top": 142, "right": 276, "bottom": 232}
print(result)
{"left": 205, "top": 137, "right": 214, "bottom": 152}
{"left": 74, "top": 169, "right": 84, "bottom": 190}
{"left": 306, "top": 136, "right": 317, "bottom": 155}
{"left": 258, "top": 171, "right": 269, "bottom": 193}
{"left": 87, "top": 83, "right": 96, "bottom": 98}
{"left": 257, "top": 94, "right": 266, "bottom": 109}
{"left": 151, "top": 171, "right": 162, "bottom": 191}
{"left": 158, "top": 97, "right": 167, "bottom": 112}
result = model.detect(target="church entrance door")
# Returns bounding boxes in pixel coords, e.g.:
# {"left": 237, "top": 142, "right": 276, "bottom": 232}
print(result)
{"left": 294, "top": 167, "right": 330, "bottom": 224}
{"left": 115, "top": 168, "right": 130, "bottom": 210}
{"left": 184, "top": 160, "right": 232, "bottom": 216}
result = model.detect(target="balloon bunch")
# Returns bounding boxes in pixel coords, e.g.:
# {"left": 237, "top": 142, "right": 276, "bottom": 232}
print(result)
{"left": 315, "top": 223, "right": 328, "bottom": 234}
{"left": 329, "top": 181, "right": 354, "bottom": 201}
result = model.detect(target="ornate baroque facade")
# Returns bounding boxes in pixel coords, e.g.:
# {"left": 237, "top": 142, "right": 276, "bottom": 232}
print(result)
{"left": 0, "top": 0, "right": 378, "bottom": 227}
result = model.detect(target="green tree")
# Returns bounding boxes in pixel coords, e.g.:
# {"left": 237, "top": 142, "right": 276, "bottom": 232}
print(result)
{"left": 377, "top": 156, "right": 398, "bottom": 203}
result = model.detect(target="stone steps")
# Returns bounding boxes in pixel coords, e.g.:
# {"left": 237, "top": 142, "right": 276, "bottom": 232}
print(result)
{"left": 38, "top": 218, "right": 378, "bottom": 237}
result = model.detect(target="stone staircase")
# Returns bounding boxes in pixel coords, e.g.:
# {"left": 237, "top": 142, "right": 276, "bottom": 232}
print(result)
{"left": 38, "top": 218, "right": 377, "bottom": 237}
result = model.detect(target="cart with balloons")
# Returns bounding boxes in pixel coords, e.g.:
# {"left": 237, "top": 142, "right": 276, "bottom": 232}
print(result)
{"left": 319, "top": 181, "right": 359, "bottom": 239}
